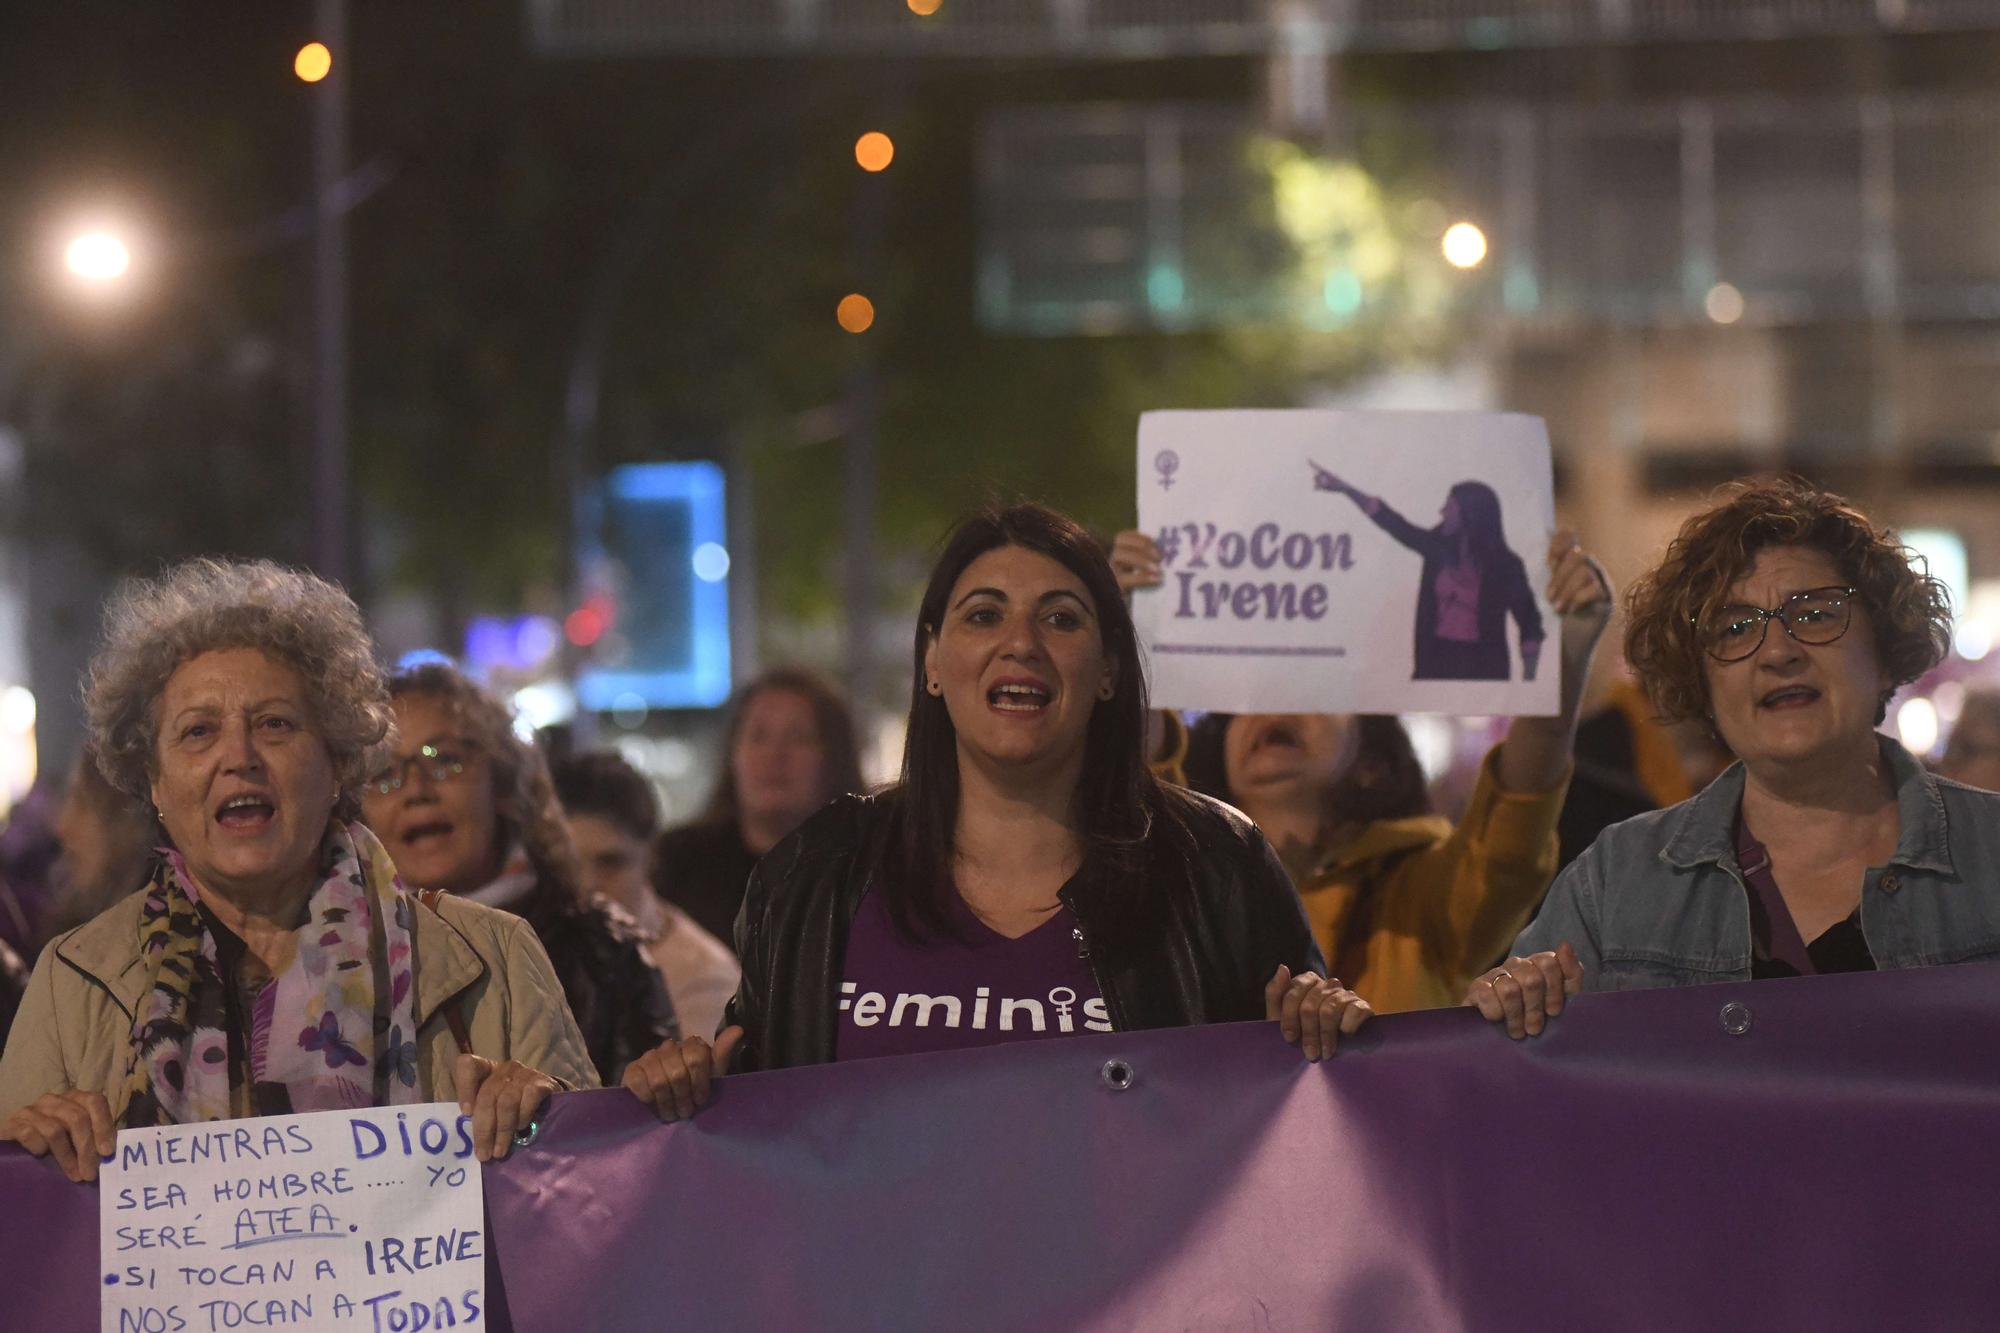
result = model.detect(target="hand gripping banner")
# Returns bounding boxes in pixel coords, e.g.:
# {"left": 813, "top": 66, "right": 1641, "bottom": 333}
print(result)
{"left": 7, "top": 962, "right": 1999, "bottom": 1330}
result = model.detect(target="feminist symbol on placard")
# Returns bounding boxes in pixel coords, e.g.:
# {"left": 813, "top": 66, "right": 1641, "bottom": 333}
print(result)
{"left": 1154, "top": 449, "right": 1180, "bottom": 491}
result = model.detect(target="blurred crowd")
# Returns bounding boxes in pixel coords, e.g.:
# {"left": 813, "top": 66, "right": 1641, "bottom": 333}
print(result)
{"left": 2, "top": 475, "right": 1999, "bottom": 1179}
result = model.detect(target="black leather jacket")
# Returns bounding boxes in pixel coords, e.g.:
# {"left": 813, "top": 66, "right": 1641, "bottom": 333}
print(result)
{"left": 0, "top": 934, "right": 26, "bottom": 1052}
{"left": 513, "top": 879, "right": 679, "bottom": 1085}
{"left": 724, "top": 789, "right": 1325, "bottom": 1072}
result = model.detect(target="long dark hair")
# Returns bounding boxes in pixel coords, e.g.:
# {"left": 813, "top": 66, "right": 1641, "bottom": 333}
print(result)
{"left": 695, "top": 667, "right": 864, "bottom": 831}
{"left": 883, "top": 502, "right": 1180, "bottom": 944}
{"left": 1447, "top": 481, "right": 1508, "bottom": 563}
{"left": 1182, "top": 712, "right": 1431, "bottom": 830}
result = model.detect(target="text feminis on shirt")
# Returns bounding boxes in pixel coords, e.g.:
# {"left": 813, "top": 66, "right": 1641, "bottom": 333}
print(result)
{"left": 840, "top": 982, "right": 1112, "bottom": 1034}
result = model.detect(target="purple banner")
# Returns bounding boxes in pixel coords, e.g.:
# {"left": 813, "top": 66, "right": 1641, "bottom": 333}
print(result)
{"left": 8, "top": 962, "right": 2000, "bottom": 1330}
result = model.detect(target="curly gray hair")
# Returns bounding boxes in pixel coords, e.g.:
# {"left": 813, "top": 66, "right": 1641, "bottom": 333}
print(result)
{"left": 85, "top": 557, "right": 392, "bottom": 818}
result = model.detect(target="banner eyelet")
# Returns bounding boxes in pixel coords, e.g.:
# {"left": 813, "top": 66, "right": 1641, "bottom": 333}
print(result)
{"left": 1101, "top": 1059, "right": 1136, "bottom": 1091}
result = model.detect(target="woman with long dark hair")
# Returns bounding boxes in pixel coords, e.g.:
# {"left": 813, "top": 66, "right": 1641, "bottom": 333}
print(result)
{"left": 1312, "top": 469, "right": 1544, "bottom": 682}
{"left": 651, "top": 667, "right": 863, "bottom": 950}
{"left": 622, "top": 503, "right": 1359, "bottom": 1120}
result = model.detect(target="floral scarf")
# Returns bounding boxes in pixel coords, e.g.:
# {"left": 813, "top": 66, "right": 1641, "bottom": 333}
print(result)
{"left": 121, "top": 820, "right": 423, "bottom": 1126}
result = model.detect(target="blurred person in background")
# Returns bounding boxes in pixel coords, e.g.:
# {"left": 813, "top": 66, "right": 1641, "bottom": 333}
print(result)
{"left": 1472, "top": 480, "right": 2000, "bottom": 1039}
{"left": 42, "top": 750, "right": 157, "bottom": 940}
{"left": 1109, "top": 528, "right": 1614, "bottom": 1014}
{"left": 653, "top": 667, "right": 864, "bottom": 949}
{"left": 553, "top": 750, "right": 740, "bottom": 1041}
{"left": 0, "top": 936, "right": 22, "bottom": 1048}
{"left": 1, "top": 560, "right": 593, "bottom": 1181}
{"left": 364, "top": 664, "right": 677, "bottom": 1084}
{"left": 623, "top": 504, "right": 1360, "bottom": 1121}
{"left": 1938, "top": 687, "right": 2000, "bottom": 792}
{"left": 1551, "top": 678, "right": 1698, "bottom": 872}
{"left": 0, "top": 778, "right": 61, "bottom": 959}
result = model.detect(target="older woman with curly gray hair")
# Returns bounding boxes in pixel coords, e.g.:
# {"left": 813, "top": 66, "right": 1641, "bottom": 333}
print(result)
{"left": 0, "top": 558, "right": 595, "bottom": 1182}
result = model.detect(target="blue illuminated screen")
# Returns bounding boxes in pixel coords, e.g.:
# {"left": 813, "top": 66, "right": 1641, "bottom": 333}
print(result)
{"left": 576, "top": 461, "right": 731, "bottom": 710}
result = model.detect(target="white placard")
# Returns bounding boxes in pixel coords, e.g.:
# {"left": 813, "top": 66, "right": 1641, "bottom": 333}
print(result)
{"left": 101, "top": 1104, "right": 486, "bottom": 1333}
{"left": 1135, "top": 409, "right": 1559, "bottom": 717}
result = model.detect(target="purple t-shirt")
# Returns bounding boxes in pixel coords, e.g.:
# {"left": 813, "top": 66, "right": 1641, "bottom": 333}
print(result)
{"left": 835, "top": 888, "right": 1109, "bottom": 1062}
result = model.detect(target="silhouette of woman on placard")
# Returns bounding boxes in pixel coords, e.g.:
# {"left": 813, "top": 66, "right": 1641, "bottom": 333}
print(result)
{"left": 1311, "top": 465, "right": 1544, "bottom": 682}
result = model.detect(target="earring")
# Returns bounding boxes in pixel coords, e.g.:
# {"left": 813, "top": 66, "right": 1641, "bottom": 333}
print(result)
{"left": 927, "top": 679, "right": 942, "bottom": 696}
{"left": 1098, "top": 682, "right": 1115, "bottom": 701}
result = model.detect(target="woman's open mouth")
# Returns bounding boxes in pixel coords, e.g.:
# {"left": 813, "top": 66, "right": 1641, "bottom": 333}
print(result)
{"left": 1251, "top": 720, "right": 1304, "bottom": 753}
{"left": 1759, "top": 685, "right": 1822, "bottom": 711}
{"left": 399, "top": 819, "right": 456, "bottom": 851}
{"left": 987, "top": 681, "right": 1052, "bottom": 715}
{"left": 213, "top": 793, "right": 275, "bottom": 832}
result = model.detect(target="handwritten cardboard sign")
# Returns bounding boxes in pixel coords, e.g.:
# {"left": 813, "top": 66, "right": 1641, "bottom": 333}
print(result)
{"left": 1135, "top": 409, "right": 1559, "bottom": 717}
{"left": 100, "top": 1103, "right": 485, "bottom": 1333}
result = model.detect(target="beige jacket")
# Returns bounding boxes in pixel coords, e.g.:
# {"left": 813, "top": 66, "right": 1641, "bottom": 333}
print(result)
{"left": 0, "top": 889, "right": 599, "bottom": 1123}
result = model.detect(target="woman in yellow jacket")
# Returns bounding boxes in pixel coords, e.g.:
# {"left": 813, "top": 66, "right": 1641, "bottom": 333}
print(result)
{"left": 1115, "top": 528, "right": 1614, "bottom": 1014}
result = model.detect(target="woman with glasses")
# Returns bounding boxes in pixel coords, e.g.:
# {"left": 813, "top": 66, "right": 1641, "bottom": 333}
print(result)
{"left": 362, "top": 664, "right": 676, "bottom": 1084}
{"left": 1467, "top": 479, "right": 2000, "bottom": 1038}
{"left": 1, "top": 562, "right": 594, "bottom": 1181}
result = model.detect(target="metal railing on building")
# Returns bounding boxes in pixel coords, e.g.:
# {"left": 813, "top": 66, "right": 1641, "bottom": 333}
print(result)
{"left": 528, "top": 0, "right": 2000, "bottom": 58}
{"left": 976, "top": 95, "right": 2000, "bottom": 334}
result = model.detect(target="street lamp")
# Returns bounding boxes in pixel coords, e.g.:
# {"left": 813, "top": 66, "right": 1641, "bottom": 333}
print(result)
{"left": 855, "top": 132, "right": 895, "bottom": 173}
{"left": 62, "top": 230, "right": 133, "bottom": 286}
{"left": 295, "top": 41, "right": 333, "bottom": 83}
{"left": 837, "top": 293, "right": 876, "bottom": 333}
{"left": 1441, "top": 221, "right": 1488, "bottom": 269}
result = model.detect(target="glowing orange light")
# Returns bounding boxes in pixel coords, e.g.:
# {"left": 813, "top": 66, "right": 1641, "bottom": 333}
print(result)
{"left": 837, "top": 293, "right": 876, "bottom": 334}
{"left": 294, "top": 42, "right": 332, "bottom": 83}
{"left": 907, "top": 0, "right": 943, "bottom": 14}
{"left": 855, "top": 132, "right": 895, "bottom": 173}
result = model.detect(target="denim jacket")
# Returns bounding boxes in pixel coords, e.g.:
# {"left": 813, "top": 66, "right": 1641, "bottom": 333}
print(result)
{"left": 1514, "top": 735, "right": 2000, "bottom": 990}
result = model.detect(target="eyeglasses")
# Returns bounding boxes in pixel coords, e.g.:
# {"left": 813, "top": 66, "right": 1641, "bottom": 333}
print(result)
{"left": 368, "top": 744, "right": 473, "bottom": 795}
{"left": 1696, "top": 586, "right": 1859, "bottom": 663}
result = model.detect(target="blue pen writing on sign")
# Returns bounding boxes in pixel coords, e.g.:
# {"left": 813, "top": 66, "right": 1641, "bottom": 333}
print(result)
{"left": 349, "top": 1112, "right": 477, "bottom": 1162}
{"left": 358, "top": 1286, "right": 483, "bottom": 1333}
